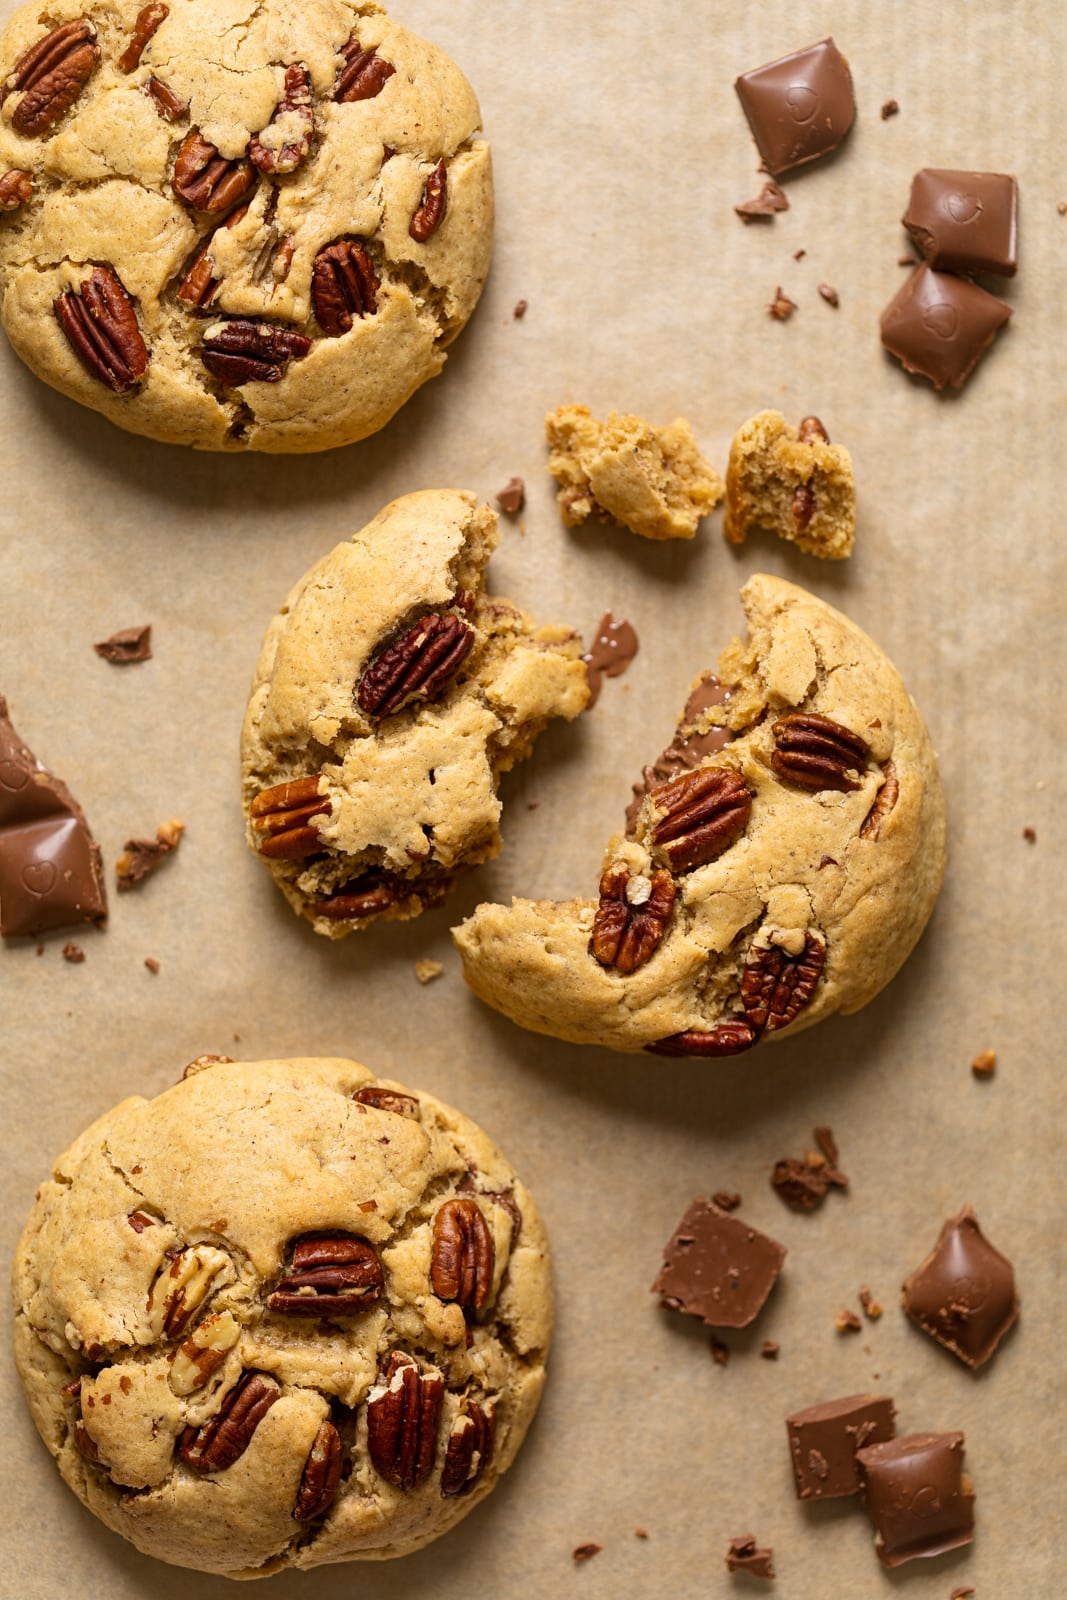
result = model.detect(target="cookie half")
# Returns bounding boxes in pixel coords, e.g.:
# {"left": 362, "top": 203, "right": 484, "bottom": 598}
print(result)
{"left": 453, "top": 574, "right": 946, "bottom": 1055}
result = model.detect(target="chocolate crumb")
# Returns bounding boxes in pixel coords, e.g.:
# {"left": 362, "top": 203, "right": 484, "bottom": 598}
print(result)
{"left": 527, "top": 801, "right": 539, "bottom": 810}
{"left": 712, "top": 1190, "right": 742, "bottom": 1212}
{"left": 116, "top": 818, "right": 185, "bottom": 890}
{"left": 513, "top": 298, "right": 528, "bottom": 318}
{"left": 710, "top": 1334, "right": 731, "bottom": 1367}
{"left": 793, "top": 248, "right": 806, "bottom": 261}
{"left": 898, "top": 254, "right": 919, "bottom": 266}
{"left": 813, "top": 1127, "right": 840, "bottom": 1167}
{"left": 971, "top": 1049, "right": 997, "bottom": 1077}
{"left": 62, "top": 942, "right": 85, "bottom": 963}
{"left": 1022, "top": 826, "right": 1037, "bottom": 843}
{"left": 768, "top": 286, "right": 797, "bottom": 321}
{"left": 735, "top": 180, "right": 789, "bottom": 222}
{"left": 144, "top": 956, "right": 160, "bottom": 974}
{"left": 951, "top": 1587, "right": 976, "bottom": 1598}
{"left": 725, "top": 1534, "right": 775, "bottom": 1580}
{"left": 572, "top": 1543, "right": 601, "bottom": 1564}
{"left": 881, "top": 98, "right": 899, "bottom": 119}
{"left": 1058, "top": 203, "right": 1067, "bottom": 216}
{"left": 495, "top": 476, "right": 525, "bottom": 515}
{"left": 94, "top": 624, "right": 152, "bottom": 664}
{"left": 634, "top": 1528, "right": 648, "bottom": 1540}
{"left": 36, "top": 944, "right": 44, "bottom": 956}
{"left": 835, "top": 1308, "right": 863, "bottom": 1334}
{"left": 760, "top": 1339, "right": 780, "bottom": 1359}
{"left": 859, "top": 1285, "right": 883, "bottom": 1319}
{"left": 817, "top": 282, "right": 840, "bottom": 307}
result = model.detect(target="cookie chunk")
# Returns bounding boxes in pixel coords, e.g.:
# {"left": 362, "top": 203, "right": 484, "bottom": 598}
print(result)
{"left": 453, "top": 574, "right": 945, "bottom": 1055}
{"left": 0, "top": 0, "right": 492, "bottom": 452}
{"left": 546, "top": 405, "right": 723, "bottom": 540}
{"left": 724, "top": 411, "right": 856, "bottom": 558}
{"left": 241, "top": 490, "right": 588, "bottom": 937}
{"left": 13, "top": 1055, "right": 551, "bottom": 1575}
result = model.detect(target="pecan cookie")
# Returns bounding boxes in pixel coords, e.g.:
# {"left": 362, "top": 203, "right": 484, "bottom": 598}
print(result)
{"left": 724, "top": 410, "right": 856, "bottom": 559}
{"left": 13, "top": 1055, "right": 551, "bottom": 1574}
{"left": 0, "top": 0, "right": 491, "bottom": 451}
{"left": 240, "top": 490, "right": 588, "bottom": 935}
{"left": 453, "top": 574, "right": 946, "bottom": 1055}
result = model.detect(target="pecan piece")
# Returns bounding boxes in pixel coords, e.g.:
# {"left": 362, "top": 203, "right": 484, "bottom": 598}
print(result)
{"left": 860, "top": 760, "right": 899, "bottom": 840}
{"left": 792, "top": 482, "right": 816, "bottom": 530}
{"left": 440, "top": 1399, "right": 495, "bottom": 1497}
{"left": 430, "top": 1199, "right": 494, "bottom": 1317}
{"left": 179, "top": 1370, "right": 279, "bottom": 1474}
{"left": 647, "top": 767, "right": 753, "bottom": 872}
{"left": 0, "top": 169, "right": 32, "bottom": 210}
{"left": 250, "top": 63, "right": 313, "bottom": 175}
{"left": 172, "top": 130, "right": 255, "bottom": 215}
{"left": 358, "top": 612, "right": 474, "bottom": 717}
{"left": 146, "top": 75, "right": 186, "bottom": 122}
{"left": 312, "top": 239, "right": 380, "bottom": 335}
{"left": 119, "top": 4, "right": 168, "bottom": 73}
{"left": 169, "top": 1310, "right": 240, "bottom": 1395}
{"left": 294, "top": 1419, "right": 344, "bottom": 1520}
{"left": 591, "top": 865, "right": 675, "bottom": 974}
{"left": 200, "top": 319, "right": 310, "bottom": 384}
{"left": 771, "top": 712, "right": 870, "bottom": 793}
{"left": 352, "top": 1084, "right": 421, "bottom": 1118}
{"left": 175, "top": 203, "right": 250, "bottom": 311}
{"left": 741, "top": 929, "right": 826, "bottom": 1033}
{"left": 366, "top": 1352, "right": 443, "bottom": 1490}
{"left": 798, "top": 415, "right": 830, "bottom": 445}
{"left": 2, "top": 19, "right": 99, "bottom": 136}
{"left": 314, "top": 872, "right": 401, "bottom": 921}
{"left": 267, "top": 1233, "right": 383, "bottom": 1317}
{"left": 334, "top": 36, "right": 395, "bottom": 102}
{"left": 645, "top": 1020, "right": 759, "bottom": 1057}
{"left": 147, "top": 1243, "right": 232, "bottom": 1340}
{"left": 54, "top": 266, "right": 149, "bottom": 393}
{"left": 73, "top": 1418, "right": 105, "bottom": 1466}
{"left": 250, "top": 774, "right": 329, "bottom": 859}
{"left": 409, "top": 158, "right": 448, "bottom": 243}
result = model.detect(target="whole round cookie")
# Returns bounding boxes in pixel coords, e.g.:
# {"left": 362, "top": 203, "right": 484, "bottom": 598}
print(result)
{"left": 13, "top": 1056, "right": 551, "bottom": 1575}
{"left": 0, "top": 0, "right": 492, "bottom": 451}
{"left": 454, "top": 574, "right": 947, "bottom": 1055}
{"left": 241, "top": 489, "right": 588, "bottom": 936}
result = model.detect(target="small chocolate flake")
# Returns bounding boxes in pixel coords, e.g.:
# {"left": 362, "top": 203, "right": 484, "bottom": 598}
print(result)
{"left": 971, "top": 1049, "right": 996, "bottom": 1077}
{"left": 634, "top": 1528, "right": 648, "bottom": 1540}
{"left": 116, "top": 818, "right": 185, "bottom": 889}
{"left": 951, "top": 1588, "right": 976, "bottom": 1599}
{"left": 572, "top": 1543, "right": 601, "bottom": 1563}
{"left": 760, "top": 1339, "right": 779, "bottom": 1359}
{"left": 725, "top": 1534, "right": 775, "bottom": 1580}
{"left": 144, "top": 956, "right": 160, "bottom": 973}
{"left": 1022, "top": 826, "right": 1037, "bottom": 843}
{"left": 768, "top": 286, "right": 797, "bottom": 321}
{"left": 712, "top": 1190, "right": 742, "bottom": 1212}
{"left": 813, "top": 1126, "right": 840, "bottom": 1167}
{"left": 495, "top": 476, "right": 525, "bottom": 514}
{"left": 818, "top": 282, "right": 840, "bottom": 307}
{"left": 62, "top": 942, "right": 85, "bottom": 963}
{"left": 793, "top": 248, "right": 806, "bottom": 260}
{"left": 710, "top": 1334, "right": 730, "bottom": 1366}
{"left": 94, "top": 625, "right": 152, "bottom": 664}
{"left": 859, "top": 1285, "right": 883, "bottom": 1319}
{"left": 734, "top": 180, "right": 789, "bottom": 222}
{"left": 836, "top": 1308, "right": 862, "bottom": 1334}
{"left": 513, "top": 298, "right": 528, "bottom": 318}
{"left": 881, "top": 99, "right": 899, "bottom": 119}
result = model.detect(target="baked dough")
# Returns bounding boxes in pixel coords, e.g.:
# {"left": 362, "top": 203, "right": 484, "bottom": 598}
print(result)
{"left": 0, "top": 0, "right": 492, "bottom": 451}
{"left": 240, "top": 490, "right": 589, "bottom": 936}
{"left": 13, "top": 1055, "right": 551, "bottom": 1574}
{"left": 453, "top": 574, "right": 946, "bottom": 1055}
{"left": 723, "top": 410, "right": 856, "bottom": 559}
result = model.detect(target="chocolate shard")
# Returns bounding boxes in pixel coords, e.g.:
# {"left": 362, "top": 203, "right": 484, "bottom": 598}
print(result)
{"left": 735, "top": 38, "right": 856, "bottom": 176}
{"left": 786, "top": 1394, "right": 896, "bottom": 1500}
{"left": 901, "top": 1205, "right": 1019, "bottom": 1369}
{"left": 857, "top": 1432, "right": 975, "bottom": 1568}
{"left": 724, "top": 1534, "right": 775, "bottom": 1580}
{"left": 116, "top": 818, "right": 184, "bottom": 890}
{"left": 903, "top": 169, "right": 1018, "bottom": 278}
{"left": 880, "top": 263, "right": 1011, "bottom": 391}
{"left": 652, "top": 1198, "right": 786, "bottom": 1329}
{"left": 0, "top": 697, "right": 107, "bottom": 938}
{"left": 94, "top": 625, "right": 152, "bottom": 664}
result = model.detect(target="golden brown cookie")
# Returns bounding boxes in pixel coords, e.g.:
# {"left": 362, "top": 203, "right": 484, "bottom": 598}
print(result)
{"left": 724, "top": 411, "right": 856, "bottom": 558}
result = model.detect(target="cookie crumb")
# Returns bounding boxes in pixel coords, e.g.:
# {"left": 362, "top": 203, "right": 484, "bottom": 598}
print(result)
{"left": 835, "top": 1308, "right": 863, "bottom": 1334}
{"left": 62, "top": 942, "right": 85, "bottom": 963}
{"left": 513, "top": 298, "right": 528, "bottom": 318}
{"left": 858, "top": 1285, "right": 883, "bottom": 1319}
{"left": 817, "top": 282, "right": 840, "bottom": 308}
{"left": 633, "top": 1528, "right": 649, "bottom": 1540}
{"left": 116, "top": 818, "right": 185, "bottom": 890}
{"left": 734, "top": 180, "right": 789, "bottom": 222}
{"left": 1022, "top": 826, "right": 1036, "bottom": 843}
{"left": 725, "top": 1534, "right": 775, "bottom": 1580}
{"left": 144, "top": 956, "right": 160, "bottom": 974}
{"left": 414, "top": 959, "right": 444, "bottom": 985}
{"left": 768, "top": 286, "right": 797, "bottom": 320}
{"left": 881, "top": 98, "right": 900, "bottom": 119}
{"left": 760, "top": 1339, "right": 780, "bottom": 1359}
{"left": 495, "top": 476, "right": 525, "bottom": 514}
{"left": 94, "top": 624, "right": 152, "bottom": 664}
{"left": 971, "top": 1049, "right": 996, "bottom": 1078}
{"left": 572, "top": 1543, "right": 601, "bottom": 1564}
{"left": 1058, "top": 202, "right": 1067, "bottom": 216}
{"left": 723, "top": 411, "right": 855, "bottom": 560}
{"left": 710, "top": 1334, "right": 731, "bottom": 1366}
{"left": 712, "top": 1190, "right": 742, "bottom": 1212}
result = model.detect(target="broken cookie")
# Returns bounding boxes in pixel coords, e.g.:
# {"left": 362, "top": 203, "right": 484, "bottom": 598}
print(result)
{"left": 724, "top": 411, "right": 856, "bottom": 559}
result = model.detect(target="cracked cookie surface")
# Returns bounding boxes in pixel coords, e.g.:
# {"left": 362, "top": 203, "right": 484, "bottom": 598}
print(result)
{"left": 453, "top": 574, "right": 946, "bottom": 1055}
{"left": 240, "top": 489, "right": 589, "bottom": 936}
{"left": 0, "top": 0, "right": 492, "bottom": 451}
{"left": 13, "top": 1055, "right": 552, "bottom": 1575}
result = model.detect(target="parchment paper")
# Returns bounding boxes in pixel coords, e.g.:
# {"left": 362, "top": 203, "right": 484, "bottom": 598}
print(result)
{"left": 1, "top": 2, "right": 1064, "bottom": 1595}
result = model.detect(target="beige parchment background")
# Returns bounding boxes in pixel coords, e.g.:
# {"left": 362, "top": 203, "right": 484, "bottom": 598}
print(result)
{"left": 1, "top": 1, "right": 1064, "bottom": 1595}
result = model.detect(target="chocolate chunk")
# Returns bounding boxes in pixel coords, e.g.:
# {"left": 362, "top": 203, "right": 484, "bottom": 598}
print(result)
{"left": 881, "top": 98, "right": 899, "bottom": 119}
{"left": 93, "top": 625, "right": 152, "bottom": 664}
{"left": 652, "top": 1199, "right": 786, "bottom": 1329}
{"left": 735, "top": 38, "right": 855, "bottom": 176}
{"left": 786, "top": 1394, "right": 896, "bottom": 1499}
{"left": 903, "top": 169, "right": 1018, "bottom": 277}
{"left": 725, "top": 1534, "right": 775, "bottom": 1580}
{"left": 735, "top": 180, "right": 789, "bottom": 222}
{"left": 817, "top": 282, "right": 839, "bottom": 307}
{"left": 0, "top": 697, "right": 107, "bottom": 938}
{"left": 901, "top": 1206, "right": 1019, "bottom": 1369}
{"left": 495, "top": 476, "right": 525, "bottom": 515}
{"left": 771, "top": 1127, "right": 848, "bottom": 1210}
{"left": 857, "top": 1432, "right": 975, "bottom": 1567}
{"left": 768, "top": 286, "right": 797, "bottom": 320}
{"left": 880, "top": 263, "right": 1011, "bottom": 390}
{"left": 583, "top": 613, "right": 639, "bottom": 707}
{"left": 116, "top": 818, "right": 185, "bottom": 890}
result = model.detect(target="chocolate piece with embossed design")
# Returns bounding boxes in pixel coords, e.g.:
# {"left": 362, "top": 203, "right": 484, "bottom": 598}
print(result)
{"left": 881, "top": 263, "right": 1011, "bottom": 390}
{"left": 786, "top": 1394, "right": 896, "bottom": 1500}
{"left": 902, "top": 1206, "right": 1019, "bottom": 1369}
{"left": 857, "top": 1432, "right": 975, "bottom": 1567}
{"left": 735, "top": 38, "right": 855, "bottom": 176}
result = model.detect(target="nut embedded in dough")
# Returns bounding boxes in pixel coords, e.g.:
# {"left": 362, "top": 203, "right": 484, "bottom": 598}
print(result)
{"left": 723, "top": 410, "right": 856, "bottom": 558}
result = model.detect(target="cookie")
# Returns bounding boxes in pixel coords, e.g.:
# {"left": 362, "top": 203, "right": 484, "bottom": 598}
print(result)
{"left": 13, "top": 1055, "right": 551, "bottom": 1575}
{"left": 241, "top": 490, "right": 588, "bottom": 936}
{"left": 723, "top": 411, "right": 856, "bottom": 559}
{"left": 546, "top": 404, "right": 723, "bottom": 540}
{"left": 0, "top": 0, "right": 492, "bottom": 452}
{"left": 453, "top": 574, "right": 946, "bottom": 1055}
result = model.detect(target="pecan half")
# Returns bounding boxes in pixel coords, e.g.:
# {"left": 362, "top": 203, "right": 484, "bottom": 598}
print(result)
{"left": 147, "top": 1244, "right": 232, "bottom": 1340}
{"left": 792, "top": 482, "right": 816, "bottom": 530}
{"left": 409, "top": 158, "right": 448, "bottom": 243}
{"left": 169, "top": 1310, "right": 240, "bottom": 1395}
{"left": 334, "top": 36, "right": 395, "bottom": 102}
{"left": 200, "top": 319, "right": 310, "bottom": 384}
{"left": 172, "top": 130, "right": 256, "bottom": 215}
{"left": 366, "top": 1352, "right": 443, "bottom": 1490}
{"left": 440, "top": 1399, "right": 495, "bottom": 1497}
{"left": 591, "top": 865, "right": 675, "bottom": 974}
{"left": 146, "top": 75, "right": 186, "bottom": 122}
{"left": 73, "top": 1417, "right": 105, "bottom": 1466}
{"left": 741, "top": 929, "right": 826, "bottom": 1033}
{"left": 249, "top": 774, "right": 329, "bottom": 859}
{"left": 352, "top": 1084, "right": 421, "bottom": 1118}
{"left": 430, "top": 1199, "right": 494, "bottom": 1317}
{"left": 358, "top": 613, "right": 474, "bottom": 718}
{"left": 179, "top": 1370, "right": 279, "bottom": 1473}
{"left": 771, "top": 712, "right": 870, "bottom": 793}
{"left": 267, "top": 1233, "right": 383, "bottom": 1317}
{"left": 645, "top": 1020, "right": 759, "bottom": 1057}
{"left": 859, "top": 760, "right": 899, "bottom": 840}
{"left": 0, "top": 169, "right": 32, "bottom": 210}
{"left": 312, "top": 239, "right": 380, "bottom": 335}
{"left": 119, "top": 3, "right": 168, "bottom": 73}
{"left": 250, "top": 63, "right": 313, "bottom": 175}
{"left": 647, "top": 767, "right": 753, "bottom": 872}
{"left": 2, "top": 19, "right": 99, "bottom": 136}
{"left": 294, "top": 1419, "right": 344, "bottom": 1520}
{"left": 54, "top": 267, "right": 149, "bottom": 393}
{"left": 798, "top": 415, "right": 830, "bottom": 445}
{"left": 314, "top": 872, "right": 402, "bottom": 921}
